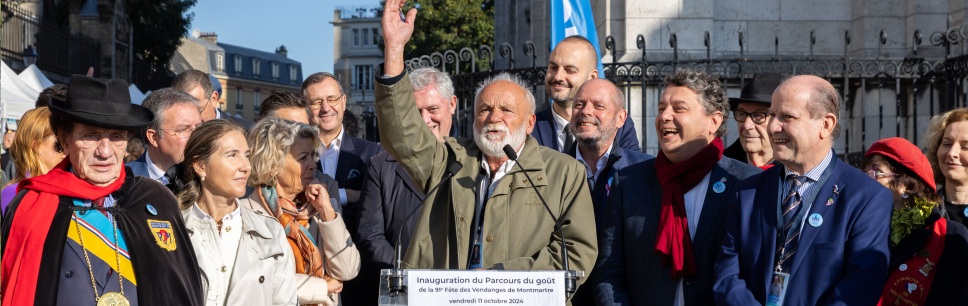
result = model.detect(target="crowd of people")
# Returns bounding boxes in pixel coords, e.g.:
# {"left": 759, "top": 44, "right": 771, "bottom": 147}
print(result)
{"left": 2, "top": 0, "right": 968, "bottom": 305}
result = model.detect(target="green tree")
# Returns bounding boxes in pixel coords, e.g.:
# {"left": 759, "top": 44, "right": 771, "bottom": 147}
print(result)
{"left": 381, "top": 0, "right": 494, "bottom": 71}
{"left": 128, "top": 0, "right": 197, "bottom": 70}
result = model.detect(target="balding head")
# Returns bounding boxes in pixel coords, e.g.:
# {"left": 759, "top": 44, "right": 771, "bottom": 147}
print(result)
{"left": 572, "top": 78, "right": 627, "bottom": 153}
{"left": 769, "top": 75, "right": 840, "bottom": 174}
{"left": 545, "top": 36, "right": 600, "bottom": 107}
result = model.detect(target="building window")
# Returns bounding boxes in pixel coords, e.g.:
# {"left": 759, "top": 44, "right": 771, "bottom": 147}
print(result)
{"left": 252, "top": 58, "right": 261, "bottom": 76}
{"left": 354, "top": 65, "right": 373, "bottom": 90}
{"left": 216, "top": 53, "right": 224, "bottom": 71}
{"left": 289, "top": 65, "right": 298, "bottom": 83}
{"left": 362, "top": 28, "right": 370, "bottom": 46}
{"left": 253, "top": 90, "right": 261, "bottom": 117}
{"left": 234, "top": 55, "right": 242, "bottom": 74}
{"left": 271, "top": 62, "right": 280, "bottom": 80}
{"left": 372, "top": 28, "right": 379, "bottom": 45}
{"left": 353, "top": 29, "right": 360, "bottom": 46}
{"left": 235, "top": 88, "right": 243, "bottom": 113}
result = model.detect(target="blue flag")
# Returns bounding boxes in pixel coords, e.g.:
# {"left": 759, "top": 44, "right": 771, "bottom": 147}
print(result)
{"left": 550, "top": 0, "right": 604, "bottom": 76}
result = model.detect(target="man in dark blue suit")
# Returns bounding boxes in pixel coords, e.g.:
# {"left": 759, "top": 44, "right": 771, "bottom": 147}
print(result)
{"left": 596, "top": 69, "right": 760, "bottom": 306}
{"left": 533, "top": 35, "right": 640, "bottom": 153}
{"left": 713, "top": 75, "right": 893, "bottom": 305}
{"left": 355, "top": 67, "right": 458, "bottom": 306}
{"left": 303, "top": 72, "right": 381, "bottom": 306}
{"left": 564, "top": 79, "right": 653, "bottom": 305}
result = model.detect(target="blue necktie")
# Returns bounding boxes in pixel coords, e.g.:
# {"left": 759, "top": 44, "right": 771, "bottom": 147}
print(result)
{"left": 777, "top": 175, "right": 803, "bottom": 271}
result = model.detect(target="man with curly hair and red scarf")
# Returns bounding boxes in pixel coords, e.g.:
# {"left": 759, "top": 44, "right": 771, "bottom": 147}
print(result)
{"left": 595, "top": 68, "right": 760, "bottom": 306}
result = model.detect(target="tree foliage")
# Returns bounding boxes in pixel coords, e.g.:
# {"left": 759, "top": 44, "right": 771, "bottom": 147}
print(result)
{"left": 381, "top": 0, "right": 494, "bottom": 67}
{"left": 128, "top": 0, "right": 197, "bottom": 70}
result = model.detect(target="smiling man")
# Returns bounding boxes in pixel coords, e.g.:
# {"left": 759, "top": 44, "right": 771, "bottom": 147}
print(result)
{"left": 374, "top": 0, "right": 596, "bottom": 286}
{"left": 596, "top": 69, "right": 759, "bottom": 306}
{"left": 532, "top": 36, "right": 640, "bottom": 153}
{"left": 723, "top": 73, "right": 787, "bottom": 169}
{"left": 714, "top": 75, "right": 893, "bottom": 306}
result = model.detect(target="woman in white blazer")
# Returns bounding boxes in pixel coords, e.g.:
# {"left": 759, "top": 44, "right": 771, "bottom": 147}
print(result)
{"left": 242, "top": 118, "right": 360, "bottom": 306}
{"left": 177, "top": 119, "right": 297, "bottom": 306}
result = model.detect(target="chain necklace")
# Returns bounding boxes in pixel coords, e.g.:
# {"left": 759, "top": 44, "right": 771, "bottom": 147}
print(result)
{"left": 72, "top": 210, "right": 130, "bottom": 306}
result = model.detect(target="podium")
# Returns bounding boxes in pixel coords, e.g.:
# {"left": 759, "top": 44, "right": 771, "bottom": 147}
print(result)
{"left": 378, "top": 269, "right": 583, "bottom": 306}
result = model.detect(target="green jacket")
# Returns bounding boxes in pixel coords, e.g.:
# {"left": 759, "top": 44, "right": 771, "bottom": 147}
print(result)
{"left": 374, "top": 74, "right": 597, "bottom": 284}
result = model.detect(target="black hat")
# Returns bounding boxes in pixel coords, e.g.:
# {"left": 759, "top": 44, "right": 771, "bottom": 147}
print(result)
{"left": 728, "top": 73, "right": 787, "bottom": 109}
{"left": 49, "top": 75, "right": 154, "bottom": 129}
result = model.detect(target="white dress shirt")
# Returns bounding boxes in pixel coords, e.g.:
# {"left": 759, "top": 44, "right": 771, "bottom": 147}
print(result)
{"left": 552, "top": 110, "right": 570, "bottom": 152}
{"left": 318, "top": 125, "right": 348, "bottom": 205}
{"left": 480, "top": 145, "right": 524, "bottom": 198}
{"left": 189, "top": 203, "right": 244, "bottom": 306}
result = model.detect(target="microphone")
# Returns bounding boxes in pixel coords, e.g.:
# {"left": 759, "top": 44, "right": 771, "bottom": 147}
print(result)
{"left": 502, "top": 144, "right": 578, "bottom": 297}
{"left": 389, "top": 159, "right": 463, "bottom": 296}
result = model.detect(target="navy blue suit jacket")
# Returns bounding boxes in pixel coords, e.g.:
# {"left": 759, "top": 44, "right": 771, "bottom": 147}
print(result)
{"left": 596, "top": 157, "right": 759, "bottom": 306}
{"left": 322, "top": 134, "right": 382, "bottom": 193}
{"left": 125, "top": 153, "right": 150, "bottom": 178}
{"left": 531, "top": 107, "right": 641, "bottom": 152}
{"left": 713, "top": 157, "right": 893, "bottom": 306}
{"left": 566, "top": 144, "right": 653, "bottom": 305}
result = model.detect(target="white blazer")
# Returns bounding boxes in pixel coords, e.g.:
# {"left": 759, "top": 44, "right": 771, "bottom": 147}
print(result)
{"left": 183, "top": 202, "right": 297, "bottom": 306}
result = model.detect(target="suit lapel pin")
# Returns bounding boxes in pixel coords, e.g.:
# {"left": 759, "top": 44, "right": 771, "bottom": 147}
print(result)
{"left": 712, "top": 177, "right": 726, "bottom": 194}
{"left": 826, "top": 198, "right": 834, "bottom": 206}
{"left": 832, "top": 184, "right": 840, "bottom": 195}
{"left": 348, "top": 169, "right": 361, "bottom": 180}
{"left": 146, "top": 204, "right": 158, "bottom": 216}
{"left": 808, "top": 213, "right": 823, "bottom": 227}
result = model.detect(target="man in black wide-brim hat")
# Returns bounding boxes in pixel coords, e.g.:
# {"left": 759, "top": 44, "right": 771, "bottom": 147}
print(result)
{"left": 723, "top": 73, "right": 788, "bottom": 169}
{"left": 1, "top": 75, "right": 203, "bottom": 306}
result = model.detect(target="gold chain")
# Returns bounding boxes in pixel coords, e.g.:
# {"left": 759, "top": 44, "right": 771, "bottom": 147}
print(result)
{"left": 72, "top": 209, "right": 125, "bottom": 303}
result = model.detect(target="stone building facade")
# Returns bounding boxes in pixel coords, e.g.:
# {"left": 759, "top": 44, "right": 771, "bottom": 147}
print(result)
{"left": 331, "top": 4, "right": 384, "bottom": 140}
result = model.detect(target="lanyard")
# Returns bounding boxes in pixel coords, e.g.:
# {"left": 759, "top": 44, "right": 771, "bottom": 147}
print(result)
{"left": 468, "top": 172, "right": 489, "bottom": 269}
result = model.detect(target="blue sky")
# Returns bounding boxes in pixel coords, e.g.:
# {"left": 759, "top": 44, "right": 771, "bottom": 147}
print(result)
{"left": 190, "top": 0, "right": 379, "bottom": 75}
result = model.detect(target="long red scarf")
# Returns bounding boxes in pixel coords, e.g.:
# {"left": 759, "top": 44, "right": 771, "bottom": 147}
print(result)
{"left": 877, "top": 217, "right": 947, "bottom": 306}
{"left": 654, "top": 137, "right": 723, "bottom": 278}
{"left": 2, "top": 159, "right": 125, "bottom": 306}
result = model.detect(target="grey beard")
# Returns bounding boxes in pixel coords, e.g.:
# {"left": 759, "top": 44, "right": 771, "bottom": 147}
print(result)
{"left": 474, "top": 123, "right": 528, "bottom": 158}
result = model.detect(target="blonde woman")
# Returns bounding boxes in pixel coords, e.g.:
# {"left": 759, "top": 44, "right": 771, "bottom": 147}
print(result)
{"left": 178, "top": 119, "right": 296, "bottom": 305}
{"left": 243, "top": 118, "right": 359, "bottom": 306}
{"left": 927, "top": 108, "right": 968, "bottom": 228}
{"left": 1, "top": 107, "right": 65, "bottom": 212}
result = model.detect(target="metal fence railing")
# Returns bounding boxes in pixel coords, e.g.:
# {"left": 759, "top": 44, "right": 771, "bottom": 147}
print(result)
{"left": 1, "top": 0, "right": 101, "bottom": 76}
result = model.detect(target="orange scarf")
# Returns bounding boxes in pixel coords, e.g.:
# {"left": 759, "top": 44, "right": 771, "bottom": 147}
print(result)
{"left": 256, "top": 186, "right": 324, "bottom": 278}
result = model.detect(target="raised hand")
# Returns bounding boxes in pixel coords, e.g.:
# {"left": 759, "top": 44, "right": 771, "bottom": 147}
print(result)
{"left": 305, "top": 182, "right": 336, "bottom": 221}
{"left": 381, "top": 0, "right": 417, "bottom": 76}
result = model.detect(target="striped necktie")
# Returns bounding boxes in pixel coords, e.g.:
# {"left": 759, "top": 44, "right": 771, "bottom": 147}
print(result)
{"left": 777, "top": 174, "right": 803, "bottom": 271}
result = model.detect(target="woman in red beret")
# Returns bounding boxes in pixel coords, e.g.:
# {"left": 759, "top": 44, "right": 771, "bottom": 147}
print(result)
{"left": 864, "top": 137, "right": 968, "bottom": 305}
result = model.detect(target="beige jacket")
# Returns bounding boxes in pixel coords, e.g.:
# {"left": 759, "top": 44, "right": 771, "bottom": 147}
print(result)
{"left": 182, "top": 203, "right": 297, "bottom": 306}
{"left": 239, "top": 194, "right": 360, "bottom": 305}
{"left": 374, "top": 74, "right": 598, "bottom": 283}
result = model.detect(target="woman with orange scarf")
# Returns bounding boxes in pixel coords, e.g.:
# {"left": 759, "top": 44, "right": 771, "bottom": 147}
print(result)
{"left": 241, "top": 118, "right": 360, "bottom": 306}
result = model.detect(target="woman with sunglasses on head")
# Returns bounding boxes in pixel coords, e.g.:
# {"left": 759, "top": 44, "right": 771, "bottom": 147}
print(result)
{"left": 864, "top": 137, "right": 968, "bottom": 305}
{"left": 178, "top": 119, "right": 297, "bottom": 305}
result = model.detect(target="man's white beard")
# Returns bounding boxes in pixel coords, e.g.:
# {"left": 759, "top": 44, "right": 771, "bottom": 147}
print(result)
{"left": 474, "top": 122, "right": 527, "bottom": 158}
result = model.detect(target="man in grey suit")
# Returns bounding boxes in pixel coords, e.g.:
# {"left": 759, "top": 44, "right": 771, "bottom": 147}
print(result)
{"left": 126, "top": 88, "right": 202, "bottom": 183}
{"left": 595, "top": 68, "right": 760, "bottom": 306}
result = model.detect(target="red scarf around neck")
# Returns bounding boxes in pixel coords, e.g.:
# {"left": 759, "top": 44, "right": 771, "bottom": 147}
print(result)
{"left": 654, "top": 137, "right": 723, "bottom": 278}
{"left": 2, "top": 159, "right": 125, "bottom": 305}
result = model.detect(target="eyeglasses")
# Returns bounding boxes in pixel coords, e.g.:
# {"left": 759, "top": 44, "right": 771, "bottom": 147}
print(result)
{"left": 865, "top": 169, "right": 897, "bottom": 180}
{"left": 733, "top": 110, "right": 771, "bottom": 124}
{"left": 157, "top": 125, "right": 198, "bottom": 140}
{"left": 309, "top": 94, "right": 344, "bottom": 110}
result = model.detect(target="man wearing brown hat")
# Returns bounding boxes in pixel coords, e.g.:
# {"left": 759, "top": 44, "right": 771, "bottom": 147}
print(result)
{"left": 723, "top": 73, "right": 788, "bottom": 169}
{"left": 1, "top": 75, "right": 203, "bottom": 306}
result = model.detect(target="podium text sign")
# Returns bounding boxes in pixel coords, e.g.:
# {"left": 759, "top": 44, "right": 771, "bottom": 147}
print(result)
{"left": 379, "top": 269, "right": 567, "bottom": 306}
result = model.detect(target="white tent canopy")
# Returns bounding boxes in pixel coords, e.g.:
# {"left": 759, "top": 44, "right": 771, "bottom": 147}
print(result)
{"left": 17, "top": 64, "right": 54, "bottom": 92}
{"left": 0, "top": 61, "right": 40, "bottom": 120}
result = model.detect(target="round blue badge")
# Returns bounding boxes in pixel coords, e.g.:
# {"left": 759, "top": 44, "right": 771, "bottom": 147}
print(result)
{"left": 964, "top": 208, "right": 968, "bottom": 218}
{"left": 146, "top": 204, "right": 158, "bottom": 216}
{"left": 808, "top": 213, "right": 823, "bottom": 227}
{"left": 712, "top": 182, "right": 726, "bottom": 194}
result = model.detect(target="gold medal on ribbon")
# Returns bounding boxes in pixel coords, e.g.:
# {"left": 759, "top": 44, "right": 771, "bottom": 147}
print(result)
{"left": 97, "top": 292, "right": 130, "bottom": 306}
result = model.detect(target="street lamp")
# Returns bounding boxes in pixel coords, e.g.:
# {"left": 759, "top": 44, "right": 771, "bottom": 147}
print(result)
{"left": 22, "top": 45, "right": 38, "bottom": 67}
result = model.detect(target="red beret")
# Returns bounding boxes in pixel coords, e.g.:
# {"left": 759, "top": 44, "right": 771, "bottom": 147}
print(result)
{"left": 865, "top": 137, "right": 936, "bottom": 192}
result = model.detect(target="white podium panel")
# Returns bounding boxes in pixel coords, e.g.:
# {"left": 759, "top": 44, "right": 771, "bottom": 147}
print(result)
{"left": 379, "top": 269, "right": 573, "bottom": 306}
